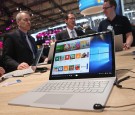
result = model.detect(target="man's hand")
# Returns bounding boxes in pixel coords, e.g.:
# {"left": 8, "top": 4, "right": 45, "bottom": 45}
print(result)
{"left": 44, "top": 57, "right": 48, "bottom": 62}
{"left": 123, "top": 43, "right": 130, "bottom": 50}
{"left": 17, "top": 62, "right": 30, "bottom": 70}
{"left": 0, "top": 67, "right": 5, "bottom": 77}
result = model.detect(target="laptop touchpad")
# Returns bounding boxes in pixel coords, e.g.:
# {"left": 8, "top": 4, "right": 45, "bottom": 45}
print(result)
{"left": 34, "top": 94, "right": 73, "bottom": 105}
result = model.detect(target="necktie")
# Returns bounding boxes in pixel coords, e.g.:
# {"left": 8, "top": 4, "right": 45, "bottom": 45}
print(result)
{"left": 71, "top": 30, "right": 76, "bottom": 38}
{"left": 25, "top": 34, "right": 35, "bottom": 59}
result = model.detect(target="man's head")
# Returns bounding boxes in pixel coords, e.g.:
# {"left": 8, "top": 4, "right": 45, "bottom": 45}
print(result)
{"left": 103, "top": 0, "right": 117, "bottom": 18}
{"left": 64, "top": 12, "right": 76, "bottom": 30}
{"left": 16, "top": 11, "right": 31, "bottom": 33}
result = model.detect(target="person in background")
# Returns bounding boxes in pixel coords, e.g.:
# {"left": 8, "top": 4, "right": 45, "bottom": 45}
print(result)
{"left": 56, "top": 12, "right": 85, "bottom": 41}
{"left": 83, "top": 23, "right": 97, "bottom": 35}
{"left": 98, "top": 0, "right": 133, "bottom": 50}
{"left": 2, "top": 11, "right": 37, "bottom": 72}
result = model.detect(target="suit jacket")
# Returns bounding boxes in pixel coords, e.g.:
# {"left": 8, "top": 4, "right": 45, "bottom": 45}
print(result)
{"left": 2, "top": 29, "right": 37, "bottom": 72}
{"left": 56, "top": 28, "right": 85, "bottom": 41}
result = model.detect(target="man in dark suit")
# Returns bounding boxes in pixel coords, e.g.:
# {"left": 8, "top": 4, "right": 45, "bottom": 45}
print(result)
{"left": 56, "top": 12, "right": 84, "bottom": 41}
{"left": 2, "top": 11, "right": 37, "bottom": 72}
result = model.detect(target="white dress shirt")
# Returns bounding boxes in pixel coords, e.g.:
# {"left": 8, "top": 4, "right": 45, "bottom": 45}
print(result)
{"left": 67, "top": 27, "right": 77, "bottom": 38}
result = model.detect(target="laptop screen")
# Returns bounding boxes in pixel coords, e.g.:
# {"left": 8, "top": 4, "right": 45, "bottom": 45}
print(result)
{"left": 50, "top": 31, "right": 115, "bottom": 80}
{"left": 32, "top": 45, "right": 44, "bottom": 66}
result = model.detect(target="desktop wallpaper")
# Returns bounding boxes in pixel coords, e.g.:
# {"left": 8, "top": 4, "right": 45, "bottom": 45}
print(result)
{"left": 89, "top": 34, "right": 113, "bottom": 74}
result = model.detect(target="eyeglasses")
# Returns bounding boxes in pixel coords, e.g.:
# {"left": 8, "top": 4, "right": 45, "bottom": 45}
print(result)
{"left": 22, "top": 18, "right": 31, "bottom": 22}
{"left": 68, "top": 17, "right": 76, "bottom": 20}
{"left": 103, "top": 6, "right": 112, "bottom": 10}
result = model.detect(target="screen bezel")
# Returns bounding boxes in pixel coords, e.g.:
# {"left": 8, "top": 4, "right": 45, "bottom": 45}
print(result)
{"left": 49, "top": 31, "right": 115, "bottom": 80}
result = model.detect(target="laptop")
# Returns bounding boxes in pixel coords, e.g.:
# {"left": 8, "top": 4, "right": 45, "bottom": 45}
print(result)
{"left": 1, "top": 45, "right": 44, "bottom": 78}
{"left": 47, "top": 43, "right": 55, "bottom": 62}
{"left": 8, "top": 31, "right": 116, "bottom": 111}
{"left": 114, "top": 34, "right": 123, "bottom": 52}
{"left": 38, "top": 43, "right": 55, "bottom": 65}
{"left": 32, "top": 45, "right": 44, "bottom": 66}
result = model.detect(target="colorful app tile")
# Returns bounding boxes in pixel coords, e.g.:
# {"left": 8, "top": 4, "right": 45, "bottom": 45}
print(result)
{"left": 65, "top": 55, "right": 70, "bottom": 60}
{"left": 60, "top": 55, "right": 65, "bottom": 61}
{"left": 81, "top": 52, "right": 89, "bottom": 58}
{"left": 76, "top": 53, "right": 81, "bottom": 59}
{"left": 64, "top": 44, "right": 71, "bottom": 51}
{"left": 70, "top": 54, "right": 75, "bottom": 59}
{"left": 64, "top": 66, "right": 69, "bottom": 71}
{"left": 75, "top": 42, "right": 80, "bottom": 50}
{"left": 58, "top": 66, "right": 63, "bottom": 71}
{"left": 80, "top": 40, "right": 87, "bottom": 48}
{"left": 75, "top": 64, "right": 80, "bottom": 70}
{"left": 70, "top": 43, "right": 76, "bottom": 50}
{"left": 69, "top": 65, "right": 74, "bottom": 71}
{"left": 53, "top": 67, "right": 58, "bottom": 72}
{"left": 55, "top": 56, "right": 60, "bottom": 61}
{"left": 81, "top": 52, "right": 87, "bottom": 58}
{"left": 86, "top": 40, "right": 90, "bottom": 47}
{"left": 56, "top": 45, "right": 64, "bottom": 53}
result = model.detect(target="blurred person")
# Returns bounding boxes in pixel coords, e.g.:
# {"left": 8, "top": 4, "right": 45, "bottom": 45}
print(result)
{"left": 83, "top": 23, "right": 97, "bottom": 35}
{"left": 2, "top": 11, "right": 37, "bottom": 72}
{"left": 98, "top": 0, "right": 133, "bottom": 50}
{"left": 56, "top": 12, "right": 85, "bottom": 41}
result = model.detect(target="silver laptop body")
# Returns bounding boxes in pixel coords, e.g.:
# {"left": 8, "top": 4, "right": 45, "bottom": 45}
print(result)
{"left": 9, "top": 31, "right": 116, "bottom": 111}
{"left": 47, "top": 43, "right": 55, "bottom": 61}
{"left": 38, "top": 43, "right": 55, "bottom": 65}
{"left": 32, "top": 45, "right": 44, "bottom": 66}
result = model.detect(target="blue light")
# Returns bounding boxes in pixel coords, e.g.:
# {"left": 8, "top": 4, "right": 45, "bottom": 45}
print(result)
{"left": 90, "top": 43, "right": 109, "bottom": 62}
{"left": 89, "top": 41, "right": 112, "bottom": 73}
{"left": 79, "top": 0, "right": 104, "bottom": 11}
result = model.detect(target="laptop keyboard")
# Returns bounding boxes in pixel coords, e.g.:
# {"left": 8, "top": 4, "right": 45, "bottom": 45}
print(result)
{"left": 33, "top": 80, "right": 109, "bottom": 93}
